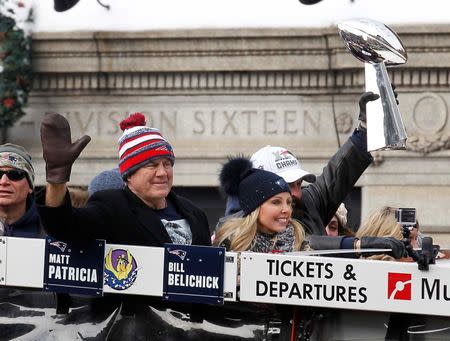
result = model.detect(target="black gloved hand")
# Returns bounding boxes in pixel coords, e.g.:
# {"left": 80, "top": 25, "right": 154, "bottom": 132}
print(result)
{"left": 391, "top": 83, "right": 399, "bottom": 105}
{"left": 357, "top": 92, "right": 379, "bottom": 130}
{"left": 360, "top": 236, "right": 406, "bottom": 259}
{"left": 358, "top": 83, "right": 399, "bottom": 130}
{"left": 40, "top": 113, "right": 91, "bottom": 184}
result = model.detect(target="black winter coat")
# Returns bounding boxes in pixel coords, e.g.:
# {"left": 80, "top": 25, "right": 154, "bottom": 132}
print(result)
{"left": 36, "top": 187, "right": 211, "bottom": 247}
{"left": 294, "top": 137, "right": 372, "bottom": 236}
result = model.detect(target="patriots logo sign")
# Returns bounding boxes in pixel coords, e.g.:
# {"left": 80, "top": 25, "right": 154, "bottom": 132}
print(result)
{"left": 169, "top": 249, "right": 187, "bottom": 260}
{"left": 50, "top": 241, "right": 68, "bottom": 252}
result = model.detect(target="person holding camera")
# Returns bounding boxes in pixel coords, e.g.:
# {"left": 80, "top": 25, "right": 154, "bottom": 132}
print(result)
{"left": 356, "top": 206, "right": 406, "bottom": 261}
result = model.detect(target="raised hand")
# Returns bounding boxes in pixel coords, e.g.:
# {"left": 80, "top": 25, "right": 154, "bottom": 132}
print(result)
{"left": 40, "top": 113, "right": 91, "bottom": 183}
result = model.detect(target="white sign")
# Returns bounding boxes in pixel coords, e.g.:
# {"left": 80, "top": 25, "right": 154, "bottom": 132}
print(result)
{"left": 224, "top": 252, "right": 238, "bottom": 302}
{"left": 103, "top": 244, "right": 165, "bottom": 296}
{"left": 239, "top": 252, "right": 450, "bottom": 317}
{"left": 6, "top": 237, "right": 45, "bottom": 288}
{"left": 0, "top": 237, "right": 6, "bottom": 285}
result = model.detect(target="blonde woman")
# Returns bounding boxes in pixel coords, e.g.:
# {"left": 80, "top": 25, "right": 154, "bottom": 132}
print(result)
{"left": 356, "top": 206, "right": 404, "bottom": 260}
{"left": 356, "top": 206, "right": 403, "bottom": 240}
{"left": 214, "top": 157, "right": 405, "bottom": 258}
{"left": 214, "top": 157, "right": 304, "bottom": 253}
{"left": 215, "top": 200, "right": 306, "bottom": 253}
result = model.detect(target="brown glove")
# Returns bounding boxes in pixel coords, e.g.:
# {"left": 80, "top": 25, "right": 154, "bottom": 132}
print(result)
{"left": 40, "top": 113, "right": 91, "bottom": 184}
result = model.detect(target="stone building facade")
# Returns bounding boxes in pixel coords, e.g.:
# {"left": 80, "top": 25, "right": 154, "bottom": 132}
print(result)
{"left": 10, "top": 25, "right": 450, "bottom": 241}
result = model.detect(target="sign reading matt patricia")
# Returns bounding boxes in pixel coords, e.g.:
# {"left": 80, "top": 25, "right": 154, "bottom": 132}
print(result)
{"left": 43, "top": 237, "right": 105, "bottom": 296}
{"left": 163, "top": 244, "right": 226, "bottom": 304}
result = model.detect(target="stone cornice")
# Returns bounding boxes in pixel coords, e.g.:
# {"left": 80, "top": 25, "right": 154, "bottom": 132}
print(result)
{"left": 31, "top": 25, "right": 450, "bottom": 94}
{"left": 30, "top": 68, "right": 450, "bottom": 95}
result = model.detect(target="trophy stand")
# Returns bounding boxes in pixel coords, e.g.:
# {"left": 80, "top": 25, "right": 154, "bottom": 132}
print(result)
{"left": 365, "top": 62, "right": 407, "bottom": 150}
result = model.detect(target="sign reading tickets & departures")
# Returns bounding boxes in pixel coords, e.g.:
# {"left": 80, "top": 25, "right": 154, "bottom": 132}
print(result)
{"left": 43, "top": 237, "right": 105, "bottom": 296}
{"left": 163, "top": 244, "right": 225, "bottom": 304}
{"left": 239, "top": 252, "right": 450, "bottom": 317}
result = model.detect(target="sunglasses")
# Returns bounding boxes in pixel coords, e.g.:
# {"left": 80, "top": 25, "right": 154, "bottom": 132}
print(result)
{"left": 0, "top": 169, "right": 27, "bottom": 181}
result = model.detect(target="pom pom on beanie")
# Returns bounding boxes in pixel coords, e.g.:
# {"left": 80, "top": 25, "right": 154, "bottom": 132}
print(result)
{"left": 220, "top": 156, "right": 291, "bottom": 216}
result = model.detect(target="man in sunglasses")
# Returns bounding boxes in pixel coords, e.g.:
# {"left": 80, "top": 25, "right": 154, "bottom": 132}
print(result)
{"left": 0, "top": 143, "right": 41, "bottom": 237}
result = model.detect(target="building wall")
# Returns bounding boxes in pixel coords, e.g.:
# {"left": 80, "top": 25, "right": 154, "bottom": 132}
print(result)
{"left": 11, "top": 25, "right": 450, "bottom": 240}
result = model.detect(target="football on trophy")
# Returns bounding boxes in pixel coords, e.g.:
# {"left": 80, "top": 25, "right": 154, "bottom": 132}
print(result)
{"left": 338, "top": 18, "right": 407, "bottom": 65}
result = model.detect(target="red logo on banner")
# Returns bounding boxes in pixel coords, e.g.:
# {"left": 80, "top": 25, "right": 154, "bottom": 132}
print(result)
{"left": 388, "top": 272, "right": 412, "bottom": 300}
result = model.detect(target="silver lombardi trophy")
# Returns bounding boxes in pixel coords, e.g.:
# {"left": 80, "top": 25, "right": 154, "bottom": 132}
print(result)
{"left": 338, "top": 18, "right": 408, "bottom": 151}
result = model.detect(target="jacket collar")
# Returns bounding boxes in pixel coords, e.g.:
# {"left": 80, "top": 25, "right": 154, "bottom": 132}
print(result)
{"left": 123, "top": 186, "right": 203, "bottom": 246}
{"left": 123, "top": 187, "right": 172, "bottom": 245}
{"left": 8, "top": 196, "right": 41, "bottom": 238}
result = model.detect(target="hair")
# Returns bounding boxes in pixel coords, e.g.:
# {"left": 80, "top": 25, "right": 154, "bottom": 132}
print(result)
{"left": 335, "top": 216, "right": 354, "bottom": 237}
{"left": 328, "top": 212, "right": 354, "bottom": 237}
{"left": 356, "top": 206, "right": 403, "bottom": 261}
{"left": 356, "top": 206, "right": 403, "bottom": 239}
{"left": 213, "top": 207, "right": 305, "bottom": 252}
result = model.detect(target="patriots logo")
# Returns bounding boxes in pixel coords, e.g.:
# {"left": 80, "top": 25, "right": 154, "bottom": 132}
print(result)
{"left": 50, "top": 241, "right": 68, "bottom": 252}
{"left": 155, "top": 145, "right": 174, "bottom": 154}
{"left": 272, "top": 150, "right": 296, "bottom": 162}
{"left": 8, "top": 155, "right": 18, "bottom": 164}
{"left": 169, "top": 249, "right": 187, "bottom": 260}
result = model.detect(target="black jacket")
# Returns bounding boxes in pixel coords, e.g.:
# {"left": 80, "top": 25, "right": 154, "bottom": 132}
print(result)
{"left": 36, "top": 187, "right": 211, "bottom": 247}
{"left": 6, "top": 196, "right": 43, "bottom": 238}
{"left": 294, "top": 137, "right": 372, "bottom": 235}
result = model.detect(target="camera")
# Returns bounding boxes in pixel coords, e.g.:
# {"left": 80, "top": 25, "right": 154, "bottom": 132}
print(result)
{"left": 395, "top": 208, "right": 416, "bottom": 228}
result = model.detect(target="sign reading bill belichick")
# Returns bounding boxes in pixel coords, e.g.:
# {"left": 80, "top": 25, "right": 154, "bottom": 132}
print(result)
{"left": 43, "top": 237, "right": 105, "bottom": 296}
{"left": 163, "top": 244, "right": 225, "bottom": 304}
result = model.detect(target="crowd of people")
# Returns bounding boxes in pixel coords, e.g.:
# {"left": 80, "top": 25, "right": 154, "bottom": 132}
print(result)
{"left": 0, "top": 88, "right": 430, "bottom": 340}
{"left": 0, "top": 89, "right": 415, "bottom": 259}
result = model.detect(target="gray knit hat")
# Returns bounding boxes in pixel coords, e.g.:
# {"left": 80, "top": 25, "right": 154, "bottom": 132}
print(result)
{"left": 0, "top": 143, "right": 35, "bottom": 189}
{"left": 88, "top": 168, "right": 124, "bottom": 196}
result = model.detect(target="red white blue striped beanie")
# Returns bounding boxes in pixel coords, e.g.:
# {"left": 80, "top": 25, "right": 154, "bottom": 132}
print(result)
{"left": 118, "top": 113, "right": 175, "bottom": 179}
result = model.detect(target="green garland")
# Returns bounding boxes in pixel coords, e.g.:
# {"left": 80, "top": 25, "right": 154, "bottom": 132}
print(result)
{"left": 0, "top": 2, "right": 33, "bottom": 131}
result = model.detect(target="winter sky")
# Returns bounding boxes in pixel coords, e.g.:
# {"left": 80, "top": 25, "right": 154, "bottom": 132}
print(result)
{"left": 32, "top": 0, "right": 450, "bottom": 32}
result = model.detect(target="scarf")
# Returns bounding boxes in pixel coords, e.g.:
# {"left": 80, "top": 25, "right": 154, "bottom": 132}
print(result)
{"left": 249, "top": 224, "right": 296, "bottom": 253}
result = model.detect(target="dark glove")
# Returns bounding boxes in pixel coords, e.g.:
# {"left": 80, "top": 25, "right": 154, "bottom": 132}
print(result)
{"left": 360, "top": 236, "right": 406, "bottom": 259}
{"left": 391, "top": 83, "right": 399, "bottom": 105}
{"left": 357, "top": 92, "right": 379, "bottom": 130}
{"left": 40, "top": 113, "right": 91, "bottom": 184}
{"left": 308, "top": 235, "right": 344, "bottom": 250}
{"left": 358, "top": 83, "right": 399, "bottom": 129}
